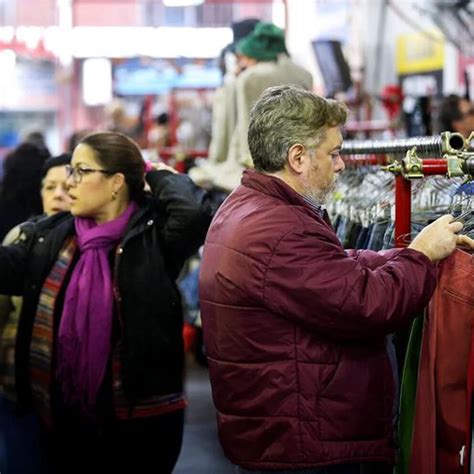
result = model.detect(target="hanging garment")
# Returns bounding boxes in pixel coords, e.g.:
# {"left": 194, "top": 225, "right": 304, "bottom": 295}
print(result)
{"left": 395, "top": 315, "right": 424, "bottom": 474}
{"left": 410, "top": 249, "right": 474, "bottom": 474}
{"left": 465, "top": 267, "right": 474, "bottom": 472}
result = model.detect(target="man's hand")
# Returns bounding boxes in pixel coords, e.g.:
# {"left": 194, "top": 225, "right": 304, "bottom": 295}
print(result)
{"left": 408, "top": 214, "right": 474, "bottom": 261}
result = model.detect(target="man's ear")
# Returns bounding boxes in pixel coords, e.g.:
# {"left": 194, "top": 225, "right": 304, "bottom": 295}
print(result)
{"left": 287, "top": 143, "right": 306, "bottom": 174}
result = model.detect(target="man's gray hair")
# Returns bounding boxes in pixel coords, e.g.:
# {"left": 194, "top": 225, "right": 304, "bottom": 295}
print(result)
{"left": 248, "top": 85, "right": 348, "bottom": 172}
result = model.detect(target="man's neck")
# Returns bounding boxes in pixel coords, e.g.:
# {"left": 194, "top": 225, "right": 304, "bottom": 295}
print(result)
{"left": 263, "top": 170, "right": 323, "bottom": 212}
{"left": 265, "top": 169, "right": 301, "bottom": 194}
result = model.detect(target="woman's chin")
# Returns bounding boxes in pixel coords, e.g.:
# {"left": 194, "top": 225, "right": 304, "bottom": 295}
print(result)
{"left": 69, "top": 208, "right": 83, "bottom": 217}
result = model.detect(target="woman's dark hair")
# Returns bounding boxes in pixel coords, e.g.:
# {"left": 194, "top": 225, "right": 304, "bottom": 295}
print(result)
{"left": 67, "top": 129, "right": 92, "bottom": 154}
{"left": 79, "top": 131, "right": 145, "bottom": 201}
{"left": 24, "top": 131, "right": 50, "bottom": 156}
{"left": 42, "top": 153, "right": 72, "bottom": 178}
{"left": 0, "top": 142, "right": 51, "bottom": 214}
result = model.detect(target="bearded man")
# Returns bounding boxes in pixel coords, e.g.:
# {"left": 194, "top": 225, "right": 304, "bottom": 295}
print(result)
{"left": 199, "top": 85, "right": 473, "bottom": 474}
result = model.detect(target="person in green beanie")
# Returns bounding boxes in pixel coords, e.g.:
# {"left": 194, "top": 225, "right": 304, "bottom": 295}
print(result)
{"left": 189, "top": 21, "right": 313, "bottom": 193}
{"left": 209, "top": 22, "right": 313, "bottom": 192}
{"left": 235, "top": 22, "right": 289, "bottom": 72}
{"left": 189, "top": 18, "right": 260, "bottom": 189}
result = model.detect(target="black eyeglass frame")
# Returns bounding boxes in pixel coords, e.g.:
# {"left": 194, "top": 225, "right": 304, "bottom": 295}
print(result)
{"left": 65, "top": 165, "right": 114, "bottom": 184}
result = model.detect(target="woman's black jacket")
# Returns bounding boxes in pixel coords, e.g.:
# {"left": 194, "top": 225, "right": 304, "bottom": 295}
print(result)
{"left": 0, "top": 170, "right": 215, "bottom": 408}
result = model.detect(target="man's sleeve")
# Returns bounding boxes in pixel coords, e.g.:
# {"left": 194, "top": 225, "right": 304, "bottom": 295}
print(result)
{"left": 346, "top": 248, "right": 405, "bottom": 270}
{"left": 263, "top": 226, "right": 437, "bottom": 340}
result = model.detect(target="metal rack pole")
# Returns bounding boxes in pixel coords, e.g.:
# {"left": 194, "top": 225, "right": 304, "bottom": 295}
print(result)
{"left": 395, "top": 176, "right": 412, "bottom": 248}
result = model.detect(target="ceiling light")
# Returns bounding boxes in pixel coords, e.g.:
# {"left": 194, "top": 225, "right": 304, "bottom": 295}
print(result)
{"left": 163, "top": 0, "right": 204, "bottom": 6}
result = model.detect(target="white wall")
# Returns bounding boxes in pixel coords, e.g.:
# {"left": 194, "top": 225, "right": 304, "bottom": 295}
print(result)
{"left": 285, "top": 0, "right": 463, "bottom": 101}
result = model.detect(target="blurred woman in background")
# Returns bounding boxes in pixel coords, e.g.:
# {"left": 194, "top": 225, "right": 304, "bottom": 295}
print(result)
{"left": 0, "top": 142, "right": 51, "bottom": 241}
{"left": 0, "top": 153, "right": 71, "bottom": 474}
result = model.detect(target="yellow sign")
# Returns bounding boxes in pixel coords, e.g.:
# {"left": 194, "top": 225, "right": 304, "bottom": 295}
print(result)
{"left": 396, "top": 30, "right": 445, "bottom": 75}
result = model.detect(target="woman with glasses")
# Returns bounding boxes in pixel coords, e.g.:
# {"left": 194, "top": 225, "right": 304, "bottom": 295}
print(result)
{"left": 0, "top": 131, "right": 214, "bottom": 474}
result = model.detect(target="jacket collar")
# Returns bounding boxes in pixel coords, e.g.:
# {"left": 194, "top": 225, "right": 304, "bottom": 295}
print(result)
{"left": 240, "top": 169, "right": 332, "bottom": 226}
{"left": 241, "top": 169, "right": 309, "bottom": 208}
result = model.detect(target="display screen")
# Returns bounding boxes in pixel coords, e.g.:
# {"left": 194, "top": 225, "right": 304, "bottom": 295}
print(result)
{"left": 311, "top": 40, "right": 352, "bottom": 96}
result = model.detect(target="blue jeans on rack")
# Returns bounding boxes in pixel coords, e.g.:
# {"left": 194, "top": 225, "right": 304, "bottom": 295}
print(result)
{"left": 367, "top": 221, "right": 388, "bottom": 251}
{"left": 354, "top": 226, "right": 369, "bottom": 249}
{"left": 382, "top": 221, "right": 395, "bottom": 250}
{"left": 336, "top": 216, "right": 349, "bottom": 243}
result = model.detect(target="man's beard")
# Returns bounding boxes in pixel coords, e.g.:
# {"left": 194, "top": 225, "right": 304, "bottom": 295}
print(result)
{"left": 302, "top": 179, "right": 337, "bottom": 206}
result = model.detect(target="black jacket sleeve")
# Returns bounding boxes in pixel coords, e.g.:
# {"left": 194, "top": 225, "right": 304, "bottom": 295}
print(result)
{"left": 0, "top": 224, "right": 34, "bottom": 296}
{"left": 146, "top": 170, "right": 216, "bottom": 277}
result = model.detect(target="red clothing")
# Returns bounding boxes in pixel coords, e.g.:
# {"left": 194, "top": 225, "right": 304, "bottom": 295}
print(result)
{"left": 411, "top": 249, "right": 474, "bottom": 474}
{"left": 200, "top": 170, "right": 437, "bottom": 470}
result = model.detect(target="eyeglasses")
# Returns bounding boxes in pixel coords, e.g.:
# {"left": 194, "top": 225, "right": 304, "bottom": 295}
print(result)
{"left": 65, "top": 165, "right": 113, "bottom": 184}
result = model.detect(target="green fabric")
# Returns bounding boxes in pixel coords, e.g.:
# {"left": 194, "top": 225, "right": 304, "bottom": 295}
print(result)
{"left": 396, "top": 314, "right": 425, "bottom": 474}
{"left": 236, "top": 22, "right": 288, "bottom": 61}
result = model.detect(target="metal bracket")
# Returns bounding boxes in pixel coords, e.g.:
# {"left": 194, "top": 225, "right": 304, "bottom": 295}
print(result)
{"left": 401, "top": 147, "right": 424, "bottom": 179}
{"left": 381, "top": 147, "right": 424, "bottom": 179}
{"left": 445, "top": 154, "right": 466, "bottom": 178}
{"left": 381, "top": 161, "right": 402, "bottom": 174}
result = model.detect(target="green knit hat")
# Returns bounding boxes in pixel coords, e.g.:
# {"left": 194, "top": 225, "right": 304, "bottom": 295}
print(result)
{"left": 236, "top": 22, "right": 288, "bottom": 61}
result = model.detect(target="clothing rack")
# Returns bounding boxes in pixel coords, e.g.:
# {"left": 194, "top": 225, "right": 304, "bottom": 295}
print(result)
{"left": 341, "top": 132, "right": 473, "bottom": 248}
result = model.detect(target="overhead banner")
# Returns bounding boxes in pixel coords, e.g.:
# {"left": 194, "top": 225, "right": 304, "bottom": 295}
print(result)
{"left": 396, "top": 29, "right": 445, "bottom": 98}
{"left": 396, "top": 29, "right": 445, "bottom": 76}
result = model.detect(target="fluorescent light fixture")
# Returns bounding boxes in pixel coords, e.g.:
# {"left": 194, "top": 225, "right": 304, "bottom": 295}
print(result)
{"left": 0, "top": 49, "right": 18, "bottom": 107}
{"left": 82, "top": 58, "right": 112, "bottom": 106}
{"left": 69, "top": 27, "right": 231, "bottom": 58}
{"left": 0, "top": 25, "right": 232, "bottom": 59}
{"left": 272, "top": 0, "right": 286, "bottom": 29}
{"left": 0, "top": 26, "right": 15, "bottom": 43}
{"left": 163, "top": 0, "right": 204, "bottom": 6}
{"left": 16, "top": 26, "right": 43, "bottom": 50}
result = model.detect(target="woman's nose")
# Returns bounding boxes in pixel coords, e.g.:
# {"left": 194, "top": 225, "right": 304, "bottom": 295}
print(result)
{"left": 66, "top": 176, "right": 75, "bottom": 188}
{"left": 55, "top": 185, "right": 68, "bottom": 198}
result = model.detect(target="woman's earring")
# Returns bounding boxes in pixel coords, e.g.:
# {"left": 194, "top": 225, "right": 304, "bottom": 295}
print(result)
{"left": 112, "top": 191, "right": 118, "bottom": 200}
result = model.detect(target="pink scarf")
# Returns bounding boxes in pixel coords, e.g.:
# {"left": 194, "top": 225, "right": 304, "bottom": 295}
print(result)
{"left": 56, "top": 201, "right": 138, "bottom": 414}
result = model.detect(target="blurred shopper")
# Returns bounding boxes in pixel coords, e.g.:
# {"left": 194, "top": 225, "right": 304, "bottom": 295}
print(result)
{"left": 0, "top": 142, "right": 51, "bottom": 241}
{"left": 194, "top": 23, "right": 313, "bottom": 192}
{"left": 39, "top": 154, "right": 72, "bottom": 217}
{"left": 199, "top": 85, "right": 474, "bottom": 473}
{"left": 208, "top": 18, "right": 260, "bottom": 165}
{"left": 189, "top": 19, "right": 258, "bottom": 189}
{"left": 228, "top": 23, "right": 313, "bottom": 166}
{"left": 23, "top": 131, "right": 51, "bottom": 156}
{"left": 68, "top": 129, "right": 93, "bottom": 154}
{"left": 148, "top": 112, "right": 170, "bottom": 151}
{"left": 0, "top": 132, "right": 214, "bottom": 474}
{"left": 438, "top": 93, "right": 474, "bottom": 139}
{"left": 0, "top": 153, "right": 71, "bottom": 474}
{"left": 104, "top": 98, "right": 143, "bottom": 141}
